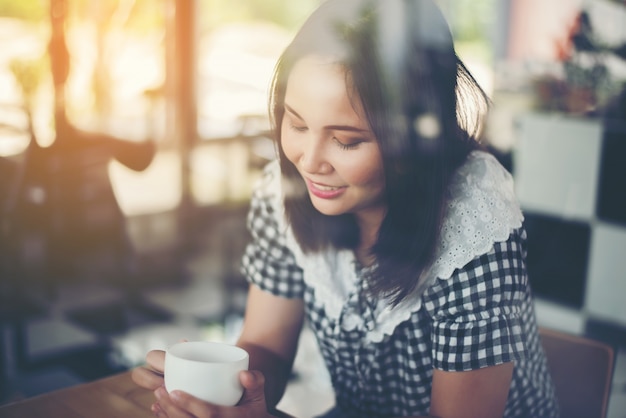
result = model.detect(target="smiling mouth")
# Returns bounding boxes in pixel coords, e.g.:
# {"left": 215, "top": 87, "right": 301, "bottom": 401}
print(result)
{"left": 305, "top": 179, "right": 346, "bottom": 199}
{"left": 311, "top": 182, "right": 341, "bottom": 191}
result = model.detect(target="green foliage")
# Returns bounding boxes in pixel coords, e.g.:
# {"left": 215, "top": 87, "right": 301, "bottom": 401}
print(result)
{"left": 436, "top": 0, "right": 495, "bottom": 45}
{"left": 199, "top": 0, "right": 319, "bottom": 31}
{"left": 0, "top": 0, "right": 46, "bottom": 21}
{"left": 125, "top": 0, "right": 166, "bottom": 33}
{"left": 9, "top": 55, "right": 48, "bottom": 108}
{"left": 450, "top": 0, "right": 495, "bottom": 42}
{"left": 68, "top": 0, "right": 166, "bottom": 35}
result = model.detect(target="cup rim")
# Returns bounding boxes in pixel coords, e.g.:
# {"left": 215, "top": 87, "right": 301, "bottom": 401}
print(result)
{"left": 166, "top": 341, "right": 249, "bottom": 364}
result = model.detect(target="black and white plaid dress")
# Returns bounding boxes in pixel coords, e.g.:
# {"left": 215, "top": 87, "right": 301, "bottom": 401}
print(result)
{"left": 242, "top": 151, "right": 559, "bottom": 418}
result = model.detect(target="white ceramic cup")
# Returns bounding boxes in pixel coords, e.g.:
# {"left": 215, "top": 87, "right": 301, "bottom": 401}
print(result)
{"left": 164, "top": 341, "right": 249, "bottom": 406}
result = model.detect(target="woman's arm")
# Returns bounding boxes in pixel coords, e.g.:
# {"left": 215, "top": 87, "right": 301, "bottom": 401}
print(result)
{"left": 388, "top": 363, "right": 513, "bottom": 418}
{"left": 236, "top": 284, "right": 305, "bottom": 411}
{"left": 428, "top": 362, "right": 514, "bottom": 418}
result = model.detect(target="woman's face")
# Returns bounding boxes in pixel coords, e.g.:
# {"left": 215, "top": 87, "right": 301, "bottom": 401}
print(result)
{"left": 280, "top": 55, "right": 386, "bottom": 225}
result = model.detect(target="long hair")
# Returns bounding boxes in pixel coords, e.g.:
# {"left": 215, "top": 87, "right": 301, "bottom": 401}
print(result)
{"left": 268, "top": 0, "right": 489, "bottom": 305}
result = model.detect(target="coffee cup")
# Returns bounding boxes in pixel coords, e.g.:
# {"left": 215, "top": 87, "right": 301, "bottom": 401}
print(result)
{"left": 164, "top": 341, "right": 249, "bottom": 406}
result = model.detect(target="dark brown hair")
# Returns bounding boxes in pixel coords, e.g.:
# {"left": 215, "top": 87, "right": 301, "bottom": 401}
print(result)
{"left": 269, "top": 0, "right": 488, "bottom": 305}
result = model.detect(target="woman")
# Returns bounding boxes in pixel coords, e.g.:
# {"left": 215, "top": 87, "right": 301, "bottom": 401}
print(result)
{"left": 132, "top": 0, "right": 559, "bottom": 417}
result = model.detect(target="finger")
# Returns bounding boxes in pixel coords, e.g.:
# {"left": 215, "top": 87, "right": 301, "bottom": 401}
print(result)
{"left": 168, "top": 390, "right": 223, "bottom": 417}
{"left": 146, "top": 350, "right": 166, "bottom": 371}
{"left": 131, "top": 366, "right": 164, "bottom": 391}
{"left": 151, "top": 402, "right": 164, "bottom": 417}
{"left": 167, "top": 373, "right": 268, "bottom": 418}
{"left": 239, "top": 370, "right": 266, "bottom": 404}
{"left": 154, "top": 386, "right": 195, "bottom": 418}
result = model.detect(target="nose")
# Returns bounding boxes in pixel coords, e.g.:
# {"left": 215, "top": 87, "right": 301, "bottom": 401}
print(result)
{"left": 299, "top": 135, "right": 332, "bottom": 174}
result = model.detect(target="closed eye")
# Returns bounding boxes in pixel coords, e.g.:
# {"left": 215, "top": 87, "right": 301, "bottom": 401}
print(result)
{"left": 333, "top": 137, "right": 362, "bottom": 150}
{"left": 289, "top": 122, "right": 308, "bottom": 133}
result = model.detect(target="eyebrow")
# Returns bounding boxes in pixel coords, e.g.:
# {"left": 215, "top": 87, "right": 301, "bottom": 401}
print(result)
{"left": 284, "top": 103, "right": 371, "bottom": 134}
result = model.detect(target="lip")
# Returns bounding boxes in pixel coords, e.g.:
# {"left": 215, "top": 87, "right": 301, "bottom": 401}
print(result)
{"left": 305, "top": 178, "right": 346, "bottom": 199}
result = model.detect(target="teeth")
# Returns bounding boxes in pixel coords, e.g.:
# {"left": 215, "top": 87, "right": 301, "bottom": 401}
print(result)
{"left": 314, "top": 183, "right": 339, "bottom": 191}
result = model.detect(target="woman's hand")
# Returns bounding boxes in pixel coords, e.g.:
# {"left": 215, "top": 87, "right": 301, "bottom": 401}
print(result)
{"left": 151, "top": 369, "right": 278, "bottom": 418}
{"left": 131, "top": 350, "right": 166, "bottom": 391}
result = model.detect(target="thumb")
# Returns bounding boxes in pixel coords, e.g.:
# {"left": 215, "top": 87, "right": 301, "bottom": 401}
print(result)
{"left": 239, "top": 370, "right": 266, "bottom": 403}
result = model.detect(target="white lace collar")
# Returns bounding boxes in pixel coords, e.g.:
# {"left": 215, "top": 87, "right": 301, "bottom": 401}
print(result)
{"left": 265, "top": 151, "right": 524, "bottom": 343}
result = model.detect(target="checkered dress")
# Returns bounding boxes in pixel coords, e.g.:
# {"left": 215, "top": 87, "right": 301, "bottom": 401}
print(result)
{"left": 242, "top": 160, "right": 559, "bottom": 418}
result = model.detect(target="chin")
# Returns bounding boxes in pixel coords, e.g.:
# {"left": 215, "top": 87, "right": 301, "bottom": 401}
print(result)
{"left": 310, "top": 201, "right": 348, "bottom": 217}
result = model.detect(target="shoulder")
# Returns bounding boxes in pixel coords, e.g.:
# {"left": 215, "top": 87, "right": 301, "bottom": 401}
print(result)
{"left": 249, "top": 159, "right": 292, "bottom": 224}
{"left": 427, "top": 150, "right": 524, "bottom": 282}
{"left": 448, "top": 150, "right": 517, "bottom": 201}
{"left": 243, "top": 160, "right": 306, "bottom": 298}
{"left": 251, "top": 159, "right": 282, "bottom": 202}
{"left": 247, "top": 160, "right": 288, "bottom": 248}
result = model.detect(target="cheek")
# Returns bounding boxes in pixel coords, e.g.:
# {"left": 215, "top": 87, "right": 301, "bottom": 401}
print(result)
{"left": 342, "top": 153, "right": 385, "bottom": 187}
{"left": 279, "top": 125, "right": 299, "bottom": 163}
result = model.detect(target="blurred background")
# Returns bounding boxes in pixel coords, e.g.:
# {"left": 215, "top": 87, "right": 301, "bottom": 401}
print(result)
{"left": 0, "top": 0, "right": 625, "bottom": 417}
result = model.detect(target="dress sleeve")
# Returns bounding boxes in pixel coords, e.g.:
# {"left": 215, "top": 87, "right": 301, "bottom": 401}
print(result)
{"left": 427, "top": 228, "right": 529, "bottom": 372}
{"left": 241, "top": 165, "right": 305, "bottom": 299}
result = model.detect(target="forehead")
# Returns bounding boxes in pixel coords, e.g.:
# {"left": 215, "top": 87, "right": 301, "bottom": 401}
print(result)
{"left": 289, "top": 55, "right": 345, "bottom": 87}
{"left": 285, "top": 55, "right": 362, "bottom": 113}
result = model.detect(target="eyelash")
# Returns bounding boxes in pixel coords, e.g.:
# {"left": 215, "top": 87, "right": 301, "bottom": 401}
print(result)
{"left": 334, "top": 138, "right": 361, "bottom": 150}
{"left": 288, "top": 122, "right": 362, "bottom": 150}
{"left": 289, "top": 122, "right": 308, "bottom": 133}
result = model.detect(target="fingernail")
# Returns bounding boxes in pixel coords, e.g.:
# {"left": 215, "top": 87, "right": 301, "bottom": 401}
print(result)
{"left": 151, "top": 402, "right": 161, "bottom": 413}
{"left": 170, "top": 390, "right": 181, "bottom": 401}
{"left": 154, "top": 387, "right": 165, "bottom": 399}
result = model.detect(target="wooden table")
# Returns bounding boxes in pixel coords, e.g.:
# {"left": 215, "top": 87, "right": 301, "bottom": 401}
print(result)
{"left": 0, "top": 371, "right": 155, "bottom": 418}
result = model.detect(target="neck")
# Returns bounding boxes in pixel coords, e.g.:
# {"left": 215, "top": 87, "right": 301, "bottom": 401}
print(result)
{"left": 355, "top": 210, "right": 384, "bottom": 266}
